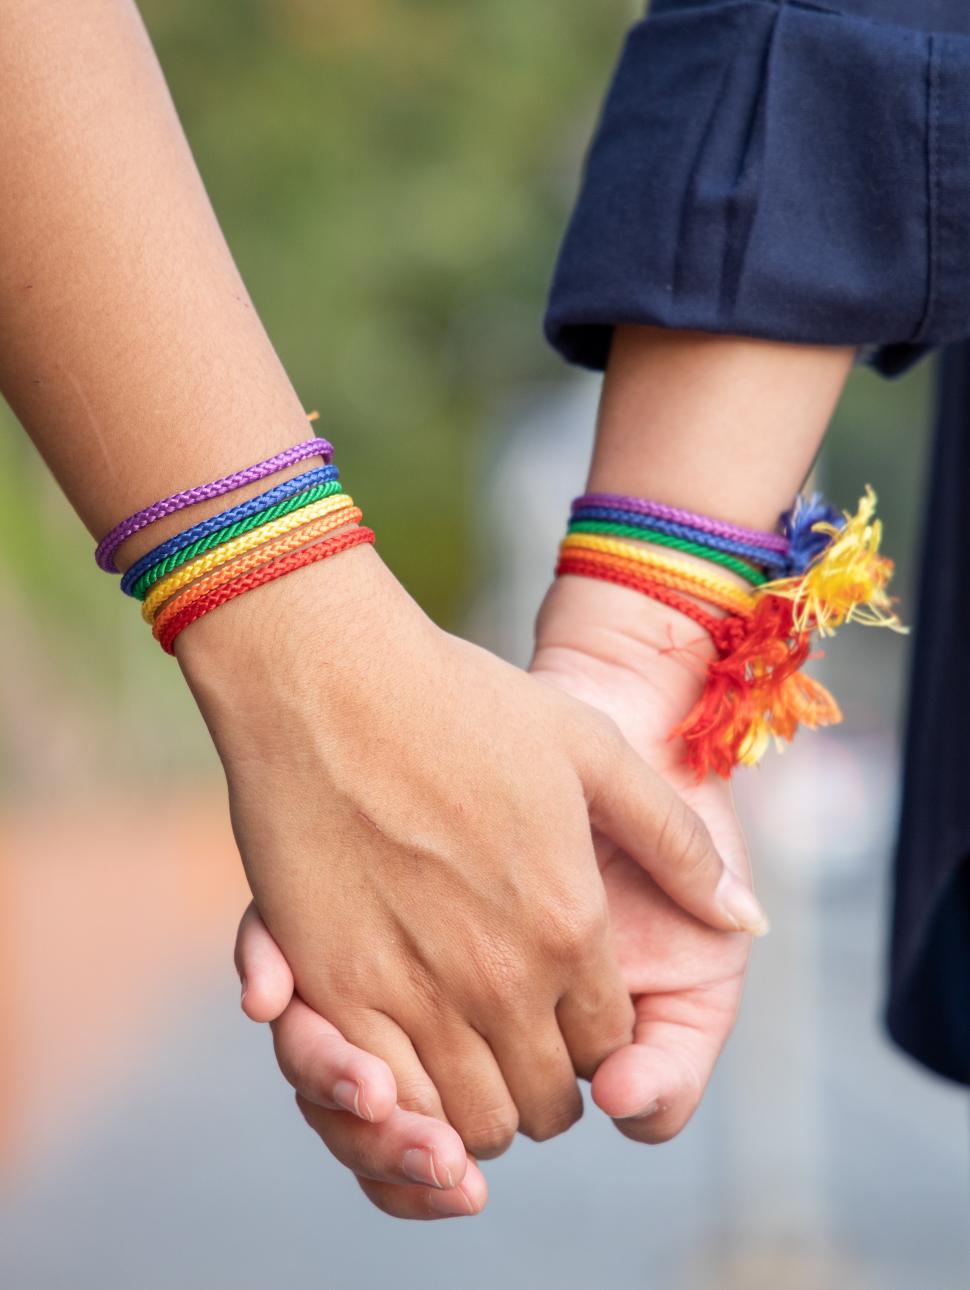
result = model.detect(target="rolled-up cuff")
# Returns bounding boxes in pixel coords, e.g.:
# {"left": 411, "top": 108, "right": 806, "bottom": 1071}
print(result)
{"left": 545, "top": 0, "right": 970, "bottom": 379}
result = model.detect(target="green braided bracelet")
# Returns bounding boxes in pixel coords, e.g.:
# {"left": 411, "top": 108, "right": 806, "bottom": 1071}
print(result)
{"left": 566, "top": 519, "right": 768, "bottom": 586}
{"left": 130, "top": 478, "right": 345, "bottom": 600}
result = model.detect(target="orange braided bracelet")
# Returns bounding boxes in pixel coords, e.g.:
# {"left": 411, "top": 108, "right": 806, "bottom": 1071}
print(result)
{"left": 149, "top": 502, "right": 361, "bottom": 633}
{"left": 557, "top": 539, "right": 751, "bottom": 616}
{"left": 554, "top": 553, "right": 727, "bottom": 640}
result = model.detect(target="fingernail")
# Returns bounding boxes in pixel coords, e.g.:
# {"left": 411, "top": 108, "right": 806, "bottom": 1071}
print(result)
{"left": 332, "top": 1079, "right": 366, "bottom": 1118}
{"left": 716, "top": 873, "right": 770, "bottom": 936}
{"left": 427, "top": 1186, "right": 477, "bottom": 1217}
{"left": 616, "top": 1099, "right": 661, "bottom": 1122}
{"left": 239, "top": 976, "right": 247, "bottom": 1006}
{"left": 403, "top": 1148, "right": 451, "bottom": 1189}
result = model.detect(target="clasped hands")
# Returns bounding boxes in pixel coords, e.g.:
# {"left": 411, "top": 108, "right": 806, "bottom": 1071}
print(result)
{"left": 181, "top": 548, "right": 763, "bottom": 1220}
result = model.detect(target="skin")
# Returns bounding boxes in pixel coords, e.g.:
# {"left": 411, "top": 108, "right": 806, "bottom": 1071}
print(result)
{"left": 236, "top": 325, "right": 856, "bottom": 1219}
{"left": 0, "top": 2, "right": 760, "bottom": 1173}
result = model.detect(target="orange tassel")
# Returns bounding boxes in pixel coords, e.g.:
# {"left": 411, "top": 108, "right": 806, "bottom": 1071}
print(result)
{"left": 672, "top": 594, "right": 842, "bottom": 779}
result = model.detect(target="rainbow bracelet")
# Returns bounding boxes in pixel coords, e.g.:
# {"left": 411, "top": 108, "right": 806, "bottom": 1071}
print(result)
{"left": 574, "top": 492, "right": 790, "bottom": 552}
{"left": 95, "top": 437, "right": 332, "bottom": 572}
{"left": 557, "top": 487, "right": 903, "bottom": 778}
{"left": 157, "top": 527, "right": 375, "bottom": 655}
{"left": 95, "top": 438, "right": 371, "bottom": 652}
{"left": 568, "top": 504, "right": 788, "bottom": 573}
{"left": 151, "top": 504, "right": 363, "bottom": 637}
{"left": 141, "top": 493, "right": 358, "bottom": 622}
{"left": 128, "top": 477, "right": 345, "bottom": 601}
{"left": 566, "top": 519, "right": 768, "bottom": 585}
{"left": 121, "top": 464, "right": 340, "bottom": 596}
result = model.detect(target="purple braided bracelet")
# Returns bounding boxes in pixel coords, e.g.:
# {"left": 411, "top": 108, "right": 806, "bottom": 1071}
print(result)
{"left": 572, "top": 492, "right": 789, "bottom": 554}
{"left": 95, "top": 437, "right": 333, "bottom": 572}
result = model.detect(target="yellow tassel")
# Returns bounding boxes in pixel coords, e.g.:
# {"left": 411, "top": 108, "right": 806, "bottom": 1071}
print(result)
{"left": 762, "top": 487, "right": 906, "bottom": 637}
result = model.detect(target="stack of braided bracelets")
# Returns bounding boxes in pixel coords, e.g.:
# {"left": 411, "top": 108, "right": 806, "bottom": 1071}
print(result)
{"left": 557, "top": 487, "right": 904, "bottom": 779}
{"left": 95, "top": 436, "right": 374, "bottom": 654}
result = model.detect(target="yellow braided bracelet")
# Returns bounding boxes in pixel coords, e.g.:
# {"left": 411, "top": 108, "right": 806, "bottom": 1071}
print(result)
{"left": 142, "top": 495, "right": 358, "bottom": 623}
{"left": 558, "top": 532, "right": 753, "bottom": 617}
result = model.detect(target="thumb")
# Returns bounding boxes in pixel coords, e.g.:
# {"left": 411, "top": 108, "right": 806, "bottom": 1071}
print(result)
{"left": 584, "top": 722, "right": 768, "bottom": 936}
{"left": 234, "top": 901, "right": 296, "bottom": 1022}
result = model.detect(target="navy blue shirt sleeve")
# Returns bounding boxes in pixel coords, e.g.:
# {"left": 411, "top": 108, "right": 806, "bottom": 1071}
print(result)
{"left": 545, "top": 0, "right": 970, "bottom": 378}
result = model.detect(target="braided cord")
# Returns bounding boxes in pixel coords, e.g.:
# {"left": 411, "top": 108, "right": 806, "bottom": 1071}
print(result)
{"left": 559, "top": 534, "right": 754, "bottom": 615}
{"left": 159, "top": 526, "right": 375, "bottom": 655}
{"left": 150, "top": 505, "right": 362, "bottom": 629}
{"left": 570, "top": 505, "right": 789, "bottom": 570}
{"left": 573, "top": 492, "right": 789, "bottom": 553}
{"left": 558, "top": 545, "right": 746, "bottom": 616}
{"left": 567, "top": 519, "right": 767, "bottom": 585}
{"left": 556, "top": 553, "right": 725, "bottom": 636}
{"left": 129, "top": 478, "right": 344, "bottom": 600}
{"left": 142, "top": 494, "right": 355, "bottom": 621}
{"left": 556, "top": 553, "right": 753, "bottom": 659}
{"left": 121, "top": 465, "right": 340, "bottom": 596}
{"left": 96, "top": 436, "right": 332, "bottom": 572}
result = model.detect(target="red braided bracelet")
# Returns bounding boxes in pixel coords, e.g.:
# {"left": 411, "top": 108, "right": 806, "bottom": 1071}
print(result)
{"left": 555, "top": 553, "right": 728, "bottom": 640}
{"left": 159, "top": 525, "right": 375, "bottom": 655}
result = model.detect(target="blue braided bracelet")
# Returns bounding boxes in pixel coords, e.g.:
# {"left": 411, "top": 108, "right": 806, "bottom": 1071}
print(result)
{"left": 569, "top": 505, "right": 791, "bottom": 571}
{"left": 120, "top": 464, "right": 340, "bottom": 596}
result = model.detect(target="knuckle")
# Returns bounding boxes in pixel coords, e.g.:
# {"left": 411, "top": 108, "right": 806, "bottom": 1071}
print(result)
{"left": 657, "top": 799, "right": 716, "bottom": 882}
{"left": 520, "top": 1093, "right": 583, "bottom": 1143}
{"left": 542, "top": 893, "right": 608, "bottom": 962}
{"left": 469, "top": 942, "right": 532, "bottom": 1012}
{"left": 394, "top": 1076, "right": 440, "bottom": 1117}
{"left": 460, "top": 1109, "right": 519, "bottom": 1160}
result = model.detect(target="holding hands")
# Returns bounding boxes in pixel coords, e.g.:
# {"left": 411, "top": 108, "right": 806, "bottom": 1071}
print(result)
{"left": 0, "top": 0, "right": 886, "bottom": 1233}
{"left": 221, "top": 330, "right": 875, "bottom": 1221}
{"left": 232, "top": 566, "right": 760, "bottom": 1219}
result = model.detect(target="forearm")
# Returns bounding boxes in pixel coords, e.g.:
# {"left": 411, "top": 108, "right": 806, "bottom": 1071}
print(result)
{"left": 0, "top": 0, "right": 315, "bottom": 568}
{"left": 588, "top": 325, "right": 855, "bottom": 528}
{"left": 536, "top": 325, "right": 856, "bottom": 717}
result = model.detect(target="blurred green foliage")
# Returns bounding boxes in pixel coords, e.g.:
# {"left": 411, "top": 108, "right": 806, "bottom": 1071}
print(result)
{"left": 0, "top": 0, "right": 935, "bottom": 784}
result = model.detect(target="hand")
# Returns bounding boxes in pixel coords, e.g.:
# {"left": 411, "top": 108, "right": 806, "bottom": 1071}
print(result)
{"left": 183, "top": 548, "right": 751, "bottom": 1170}
{"left": 235, "top": 905, "right": 487, "bottom": 1219}
{"left": 234, "top": 570, "right": 760, "bottom": 1217}
{"left": 530, "top": 574, "right": 754, "bottom": 1143}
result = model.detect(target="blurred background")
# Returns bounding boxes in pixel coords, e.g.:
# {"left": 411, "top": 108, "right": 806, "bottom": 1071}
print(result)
{"left": 0, "top": 2, "right": 967, "bottom": 1286}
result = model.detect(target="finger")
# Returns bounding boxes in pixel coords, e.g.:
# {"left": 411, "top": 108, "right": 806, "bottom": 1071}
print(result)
{"left": 590, "top": 988, "right": 738, "bottom": 1143}
{"left": 408, "top": 1021, "right": 518, "bottom": 1160}
{"left": 484, "top": 1016, "right": 583, "bottom": 1142}
{"left": 357, "top": 1159, "right": 488, "bottom": 1220}
{"left": 297, "top": 1098, "right": 468, "bottom": 1190}
{"left": 583, "top": 723, "right": 768, "bottom": 935}
{"left": 337, "top": 1009, "right": 448, "bottom": 1122}
{"left": 271, "top": 997, "right": 398, "bottom": 1122}
{"left": 555, "top": 927, "right": 636, "bottom": 1080}
{"left": 234, "top": 902, "right": 295, "bottom": 1023}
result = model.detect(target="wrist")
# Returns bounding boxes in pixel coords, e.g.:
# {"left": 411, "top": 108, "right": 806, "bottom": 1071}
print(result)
{"left": 175, "top": 543, "right": 420, "bottom": 718}
{"left": 531, "top": 575, "right": 714, "bottom": 780}
{"left": 534, "top": 573, "right": 711, "bottom": 682}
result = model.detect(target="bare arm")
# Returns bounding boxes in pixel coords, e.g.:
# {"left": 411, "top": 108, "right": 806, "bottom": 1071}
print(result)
{"left": 0, "top": 0, "right": 311, "bottom": 553}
